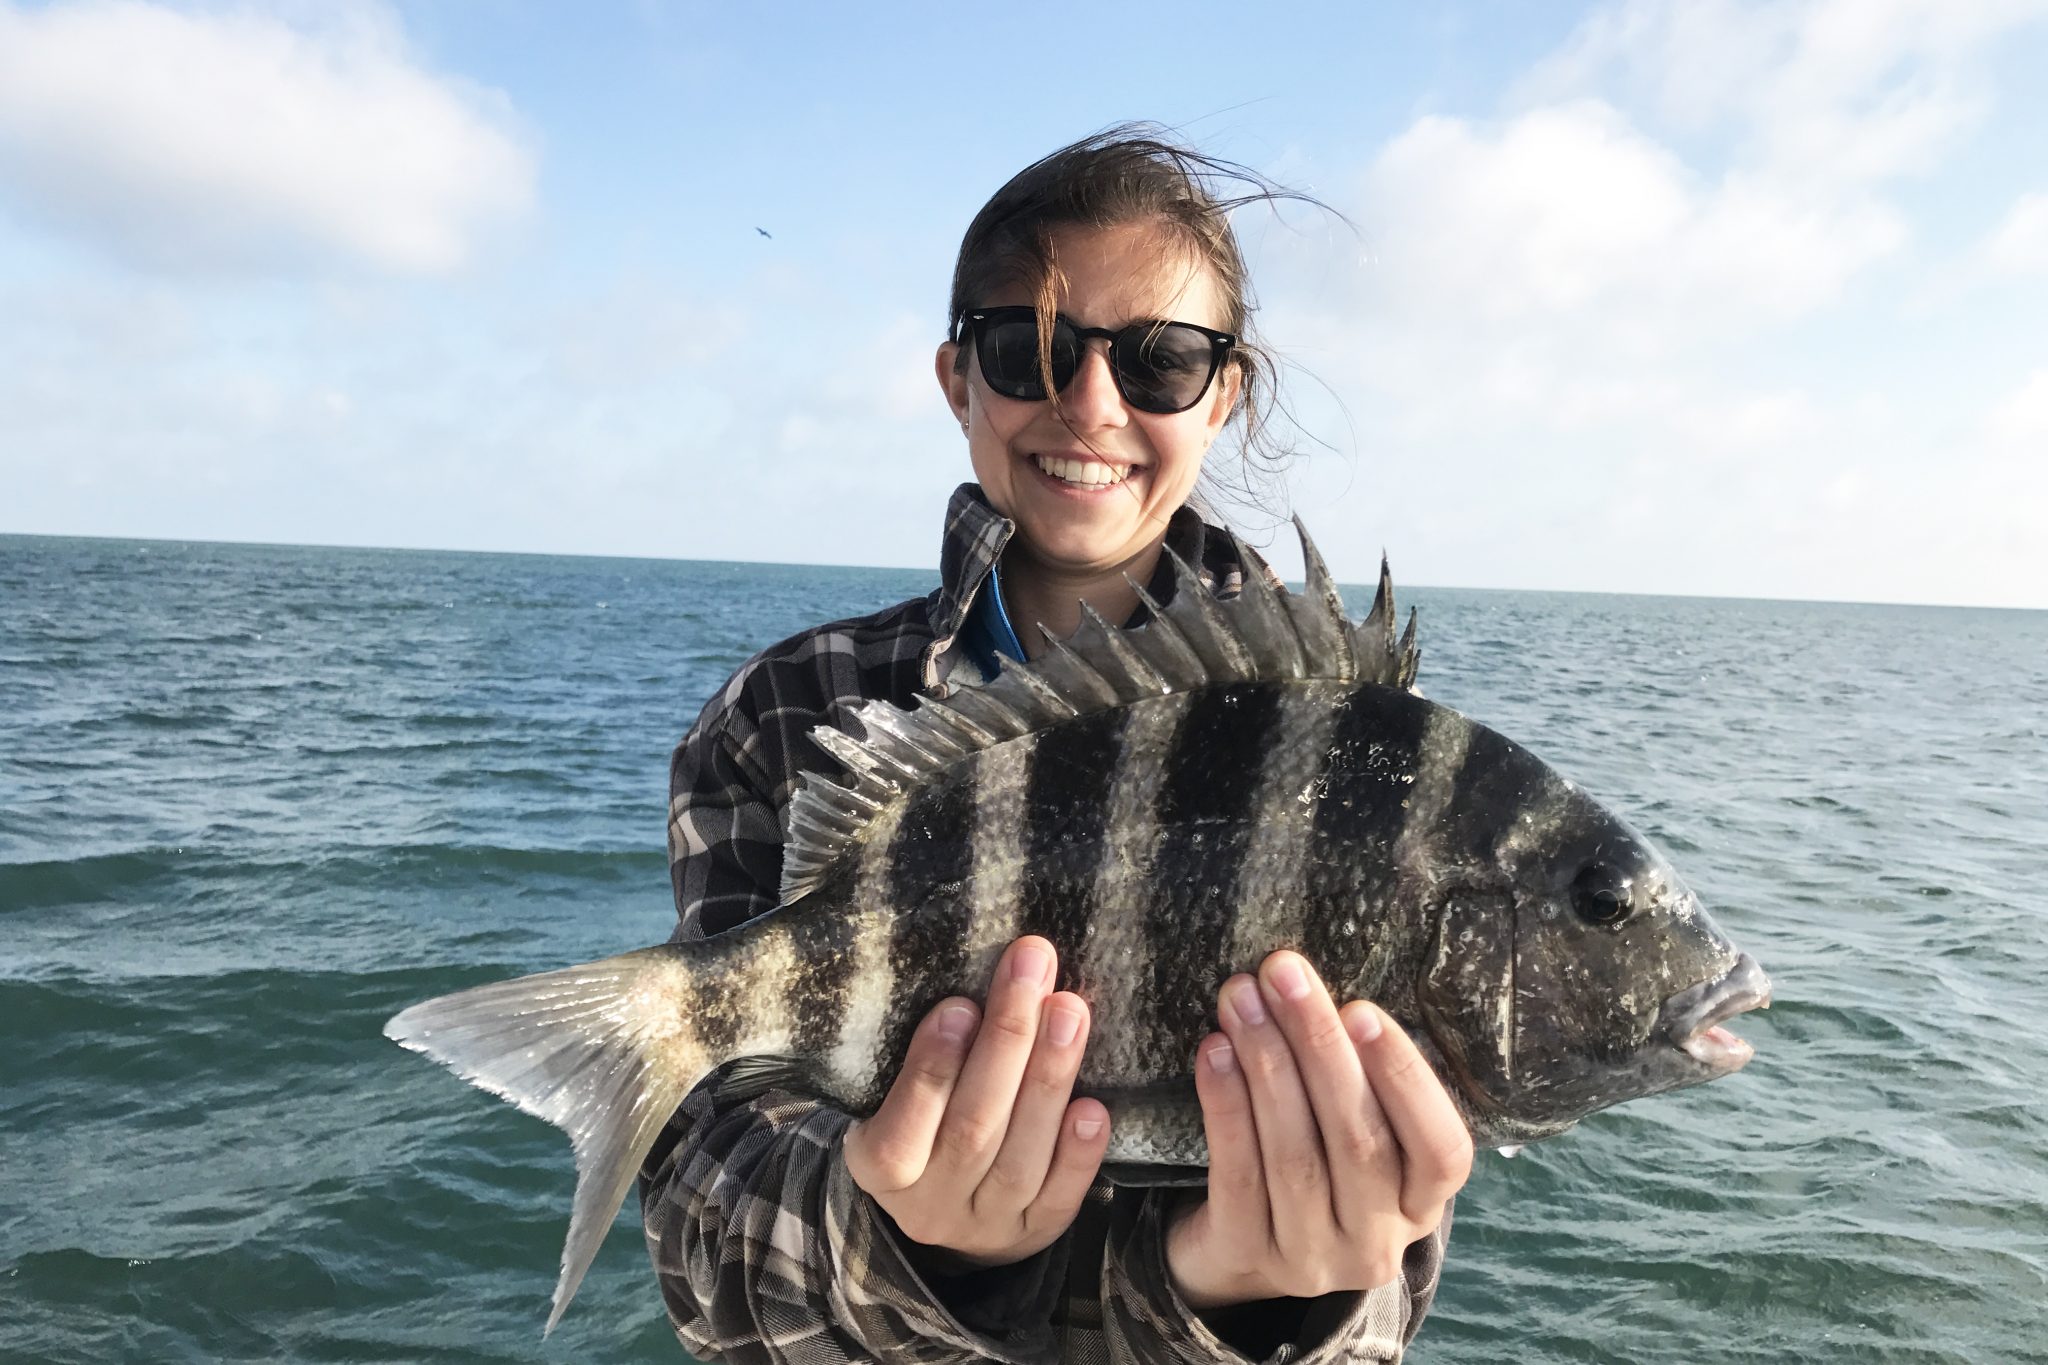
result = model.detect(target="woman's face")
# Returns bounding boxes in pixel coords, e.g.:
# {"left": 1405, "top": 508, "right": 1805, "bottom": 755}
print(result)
{"left": 937, "top": 220, "right": 1240, "bottom": 579}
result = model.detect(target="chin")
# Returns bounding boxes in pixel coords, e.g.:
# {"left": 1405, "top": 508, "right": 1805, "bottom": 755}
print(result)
{"left": 1014, "top": 513, "right": 1142, "bottom": 571}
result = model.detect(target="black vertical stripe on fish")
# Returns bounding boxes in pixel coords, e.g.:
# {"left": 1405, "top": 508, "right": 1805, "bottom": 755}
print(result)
{"left": 1141, "top": 684, "right": 1286, "bottom": 1062}
{"left": 883, "top": 758, "right": 977, "bottom": 1035}
{"left": 1300, "top": 685, "right": 1435, "bottom": 997}
{"left": 787, "top": 907, "right": 857, "bottom": 1059}
{"left": 1226, "top": 682, "right": 1349, "bottom": 967}
{"left": 1016, "top": 706, "right": 1128, "bottom": 988}
{"left": 1429, "top": 721, "right": 1537, "bottom": 864}
{"left": 679, "top": 947, "right": 744, "bottom": 1058}
{"left": 888, "top": 759, "right": 977, "bottom": 900}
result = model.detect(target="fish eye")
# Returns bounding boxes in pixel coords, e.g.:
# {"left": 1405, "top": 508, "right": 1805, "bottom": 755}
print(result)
{"left": 1571, "top": 862, "right": 1635, "bottom": 926}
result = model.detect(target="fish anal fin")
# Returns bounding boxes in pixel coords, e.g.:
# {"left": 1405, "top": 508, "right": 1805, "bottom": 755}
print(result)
{"left": 1100, "top": 1162, "right": 1209, "bottom": 1188}
{"left": 716, "top": 1053, "right": 817, "bottom": 1104}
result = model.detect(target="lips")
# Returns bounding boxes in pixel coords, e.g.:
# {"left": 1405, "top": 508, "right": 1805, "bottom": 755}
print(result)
{"left": 1658, "top": 953, "right": 1772, "bottom": 1074}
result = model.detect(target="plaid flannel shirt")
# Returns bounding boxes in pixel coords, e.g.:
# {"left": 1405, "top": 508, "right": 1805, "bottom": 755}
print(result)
{"left": 641, "top": 483, "right": 1448, "bottom": 1364}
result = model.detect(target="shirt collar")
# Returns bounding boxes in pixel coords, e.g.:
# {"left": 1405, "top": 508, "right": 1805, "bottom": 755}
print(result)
{"left": 921, "top": 481, "right": 1235, "bottom": 694}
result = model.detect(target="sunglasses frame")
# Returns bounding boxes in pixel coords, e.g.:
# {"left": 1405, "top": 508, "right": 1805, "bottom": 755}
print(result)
{"left": 955, "top": 306, "right": 1237, "bottom": 415}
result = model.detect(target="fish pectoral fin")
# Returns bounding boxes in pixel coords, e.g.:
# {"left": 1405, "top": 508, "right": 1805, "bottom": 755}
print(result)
{"left": 383, "top": 947, "right": 706, "bottom": 1335}
{"left": 1099, "top": 1162, "right": 1209, "bottom": 1188}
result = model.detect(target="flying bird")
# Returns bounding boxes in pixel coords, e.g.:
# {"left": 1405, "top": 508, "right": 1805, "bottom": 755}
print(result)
{"left": 755, "top": 227, "right": 772, "bottom": 239}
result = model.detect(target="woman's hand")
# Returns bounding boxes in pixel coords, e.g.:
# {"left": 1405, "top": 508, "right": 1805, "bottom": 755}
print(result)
{"left": 1165, "top": 951, "right": 1473, "bottom": 1311}
{"left": 842, "top": 936, "right": 1111, "bottom": 1267}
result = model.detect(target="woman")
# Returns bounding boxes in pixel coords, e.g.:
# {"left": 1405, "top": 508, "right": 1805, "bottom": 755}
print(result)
{"left": 641, "top": 129, "right": 1472, "bottom": 1364}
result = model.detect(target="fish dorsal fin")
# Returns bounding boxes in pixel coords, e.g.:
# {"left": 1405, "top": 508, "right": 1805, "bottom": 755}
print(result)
{"left": 779, "top": 520, "right": 1420, "bottom": 905}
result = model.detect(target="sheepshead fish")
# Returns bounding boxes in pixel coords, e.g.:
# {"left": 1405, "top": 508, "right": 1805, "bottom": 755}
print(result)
{"left": 386, "top": 523, "right": 1769, "bottom": 1330}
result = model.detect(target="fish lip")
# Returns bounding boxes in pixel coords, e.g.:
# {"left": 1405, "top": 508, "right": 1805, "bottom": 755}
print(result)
{"left": 1657, "top": 952, "right": 1772, "bottom": 1073}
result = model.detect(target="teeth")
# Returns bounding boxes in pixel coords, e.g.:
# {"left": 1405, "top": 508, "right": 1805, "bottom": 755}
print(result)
{"left": 1679, "top": 1024, "right": 1754, "bottom": 1068}
{"left": 1033, "top": 455, "right": 1128, "bottom": 487}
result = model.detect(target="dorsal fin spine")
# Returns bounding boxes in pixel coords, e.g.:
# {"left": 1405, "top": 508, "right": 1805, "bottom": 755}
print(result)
{"left": 1397, "top": 609, "right": 1420, "bottom": 690}
{"left": 1035, "top": 627, "right": 1122, "bottom": 711}
{"left": 944, "top": 685, "right": 1032, "bottom": 739}
{"left": 996, "top": 660, "right": 1081, "bottom": 722}
{"left": 810, "top": 728, "right": 900, "bottom": 790}
{"left": 1076, "top": 601, "right": 1167, "bottom": 697}
{"left": 917, "top": 700, "right": 999, "bottom": 750}
{"left": 1291, "top": 517, "right": 1356, "bottom": 682}
{"left": 1224, "top": 531, "right": 1309, "bottom": 679}
{"left": 1124, "top": 574, "right": 1209, "bottom": 691}
{"left": 1163, "top": 549, "right": 1258, "bottom": 681}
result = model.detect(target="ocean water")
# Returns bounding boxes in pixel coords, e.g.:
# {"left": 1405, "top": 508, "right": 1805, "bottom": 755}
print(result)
{"left": 2, "top": 532, "right": 2043, "bottom": 1364}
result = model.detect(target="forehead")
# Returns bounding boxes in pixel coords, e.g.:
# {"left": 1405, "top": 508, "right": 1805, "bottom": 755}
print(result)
{"left": 986, "top": 220, "right": 1228, "bottom": 329}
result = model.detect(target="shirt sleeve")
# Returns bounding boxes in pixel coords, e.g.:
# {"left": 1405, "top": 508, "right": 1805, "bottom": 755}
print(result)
{"left": 1096, "top": 1192, "right": 1451, "bottom": 1364}
{"left": 665, "top": 701, "right": 784, "bottom": 941}
{"left": 640, "top": 1074, "right": 1070, "bottom": 1365}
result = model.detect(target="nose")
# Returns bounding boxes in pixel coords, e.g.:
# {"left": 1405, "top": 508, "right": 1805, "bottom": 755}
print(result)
{"left": 1060, "top": 338, "right": 1129, "bottom": 428}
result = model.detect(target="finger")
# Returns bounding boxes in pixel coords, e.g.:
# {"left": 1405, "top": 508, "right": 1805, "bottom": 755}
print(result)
{"left": 1192, "top": 1029, "right": 1268, "bottom": 1240}
{"left": 845, "top": 997, "right": 979, "bottom": 1192}
{"left": 1259, "top": 954, "right": 1395, "bottom": 1224}
{"left": 1220, "top": 972, "right": 1331, "bottom": 1249}
{"left": 981, "top": 991, "right": 1091, "bottom": 1209}
{"left": 926, "top": 936, "right": 1055, "bottom": 1184}
{"left": 1347, "top": 1002, "right": 1474, "bottom": 1223}
{"left": 1023, "top": 1097, "right": 1111, "bottom": 1235}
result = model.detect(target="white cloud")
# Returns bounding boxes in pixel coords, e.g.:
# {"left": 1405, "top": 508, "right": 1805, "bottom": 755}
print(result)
{"left": 1981, "top": 192, "right": 2048, "bottom": 275}
{"left": 0, "top": 0, "right": 534, "bottom": 274}
{"left": 1519, "top": 0, "right": 2048, "bottom": 187}
{"left": 1985, "top": 367, "right": 2048, "bottom": 444}
{"left": 1250, "top": 0, "right": 2048, "bottom": 607}
{"left": 1356, "top": 100, "right": 1902, "bottom": 343}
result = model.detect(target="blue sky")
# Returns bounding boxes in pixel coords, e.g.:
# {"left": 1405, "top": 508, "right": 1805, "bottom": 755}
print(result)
{"left": 2, "top": 0, "right": 2044, "bottom": 607}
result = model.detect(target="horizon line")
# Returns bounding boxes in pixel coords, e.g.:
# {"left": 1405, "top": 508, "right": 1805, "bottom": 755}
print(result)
{"left": 1, "top": 527, "right": 2039, "bottom": 616}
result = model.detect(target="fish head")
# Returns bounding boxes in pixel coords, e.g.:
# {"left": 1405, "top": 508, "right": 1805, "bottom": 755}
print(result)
{"left": 1412, "top": 723, "right": 1771, "bottom": 1145}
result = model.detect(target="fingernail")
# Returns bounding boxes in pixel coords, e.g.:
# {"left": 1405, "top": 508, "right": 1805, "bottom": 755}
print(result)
{"left": 1348, "top": 1005, "right": 1384, "bottom": 1044}
{"left": 935, "top": 1004, "right": 976, "bottom": 1044}
{"left": 1010, "top": 941, "right": 1051, "bottom": 984}
{"left": 1268, "top": 955, "right": 1310, "bottom": 1002}
{"left": 1074, "top": 1114, "right": 1104, "bottom": 1141}
{"left": 1229, "top": 979, "right": 1267, "bottom": 1026}
{"left": 1207, "top": 1040, "right": 1237, "bottom": 1075}
{"left": 1048, "top": 1004, "right": 1082, "bottom": 1047}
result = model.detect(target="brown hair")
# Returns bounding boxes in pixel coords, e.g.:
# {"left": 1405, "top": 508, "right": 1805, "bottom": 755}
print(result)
{"left": 948, "top": 124, "right": 1323, "bottom": 519}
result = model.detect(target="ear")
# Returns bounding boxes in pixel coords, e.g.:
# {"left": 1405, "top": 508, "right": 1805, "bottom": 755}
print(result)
{"left": 1202, "top": 355, "right": 1244, "bottom": 442}
{"left": 935, "top": 342, "right": 971, "bottom": 430}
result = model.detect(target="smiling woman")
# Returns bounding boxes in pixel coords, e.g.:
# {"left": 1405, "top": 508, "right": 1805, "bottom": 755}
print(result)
{"left": 615, "top": 126, "right": 1472, "bottom": 1364}
{"left": 942, "top": 220, "right": 1237, "bottom": 638}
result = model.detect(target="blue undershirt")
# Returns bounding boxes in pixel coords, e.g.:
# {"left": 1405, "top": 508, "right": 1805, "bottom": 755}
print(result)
{"left": 958, "top": 558, "right": 1027, "bottom": 681}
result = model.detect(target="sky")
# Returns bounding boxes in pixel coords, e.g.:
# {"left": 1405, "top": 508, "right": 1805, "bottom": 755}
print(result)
{"left": 1, "top": 0, "right": 2044, "bottom": 608}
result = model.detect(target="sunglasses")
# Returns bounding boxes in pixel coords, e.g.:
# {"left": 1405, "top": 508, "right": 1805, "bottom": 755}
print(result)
{"left": 955, "top": 306, "right": 1236, "bottom": 415}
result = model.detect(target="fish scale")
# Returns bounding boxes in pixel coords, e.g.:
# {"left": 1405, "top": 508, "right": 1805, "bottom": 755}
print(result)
{"left": 384, "top": 520, "right": 1769, "bottom": 1332}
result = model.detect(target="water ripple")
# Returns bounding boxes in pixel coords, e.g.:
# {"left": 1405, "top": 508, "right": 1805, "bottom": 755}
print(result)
{"left": 4, "top": 534, "right": 2044, "bottom": 1363}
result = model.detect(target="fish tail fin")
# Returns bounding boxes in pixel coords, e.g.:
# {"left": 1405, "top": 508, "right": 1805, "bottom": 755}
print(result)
{"left": 384, "top": 944, "right": 725, "bottom": 1334}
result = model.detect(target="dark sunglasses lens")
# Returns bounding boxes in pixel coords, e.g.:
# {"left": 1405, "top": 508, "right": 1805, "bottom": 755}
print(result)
{"left": 1115, "top": 325, "right": 1217, "bottom": 413}
{"left": 977, "top": 315, "right": 1076, "bottom": 401}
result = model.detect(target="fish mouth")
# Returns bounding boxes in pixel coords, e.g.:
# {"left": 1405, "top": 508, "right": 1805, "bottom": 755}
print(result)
{"left": 1656, "top": 953, "right": 1772, "bottom": 1075}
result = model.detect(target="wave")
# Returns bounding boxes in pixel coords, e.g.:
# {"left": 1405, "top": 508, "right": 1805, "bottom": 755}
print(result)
{"left": 0, "top": 850, "right": 175, "bottom": 908}
{"left": 0, "top": 844, "right": 668, "bottom": 910}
